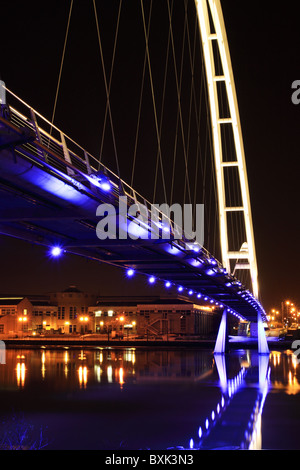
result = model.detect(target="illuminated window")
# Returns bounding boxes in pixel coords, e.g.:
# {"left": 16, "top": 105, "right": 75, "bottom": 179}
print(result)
{"left": 58, "top": 306, "right": 65, "bottom": 320}
{"left": 69, "top": 306, "right": 77, "bottom": 319}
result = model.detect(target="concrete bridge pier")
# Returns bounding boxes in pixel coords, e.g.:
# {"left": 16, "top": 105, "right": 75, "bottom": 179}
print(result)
{"left": 214, "top": 310, "right": 269, "bottom": 354}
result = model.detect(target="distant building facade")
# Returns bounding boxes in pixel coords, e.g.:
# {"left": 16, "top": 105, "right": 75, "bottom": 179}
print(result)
{"left": 0, "top": 297, "right": 33, "bottom": 336}
{"left": 49, "top": 286, "right": 97, "bottom": 334}
{"left": 0, "top": 287, "right": 220, "bottom": 338}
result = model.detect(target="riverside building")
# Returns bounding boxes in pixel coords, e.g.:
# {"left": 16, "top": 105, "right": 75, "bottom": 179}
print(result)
{"left": 0, "top": 286, "right": 222, "bottom": 339}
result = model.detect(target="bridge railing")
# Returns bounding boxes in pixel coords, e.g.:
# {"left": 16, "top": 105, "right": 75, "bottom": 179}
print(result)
{"left": 3, "top": 86, "right": 223, "bottom": 269}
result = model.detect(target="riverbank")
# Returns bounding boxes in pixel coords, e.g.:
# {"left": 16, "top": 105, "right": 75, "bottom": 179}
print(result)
{"left": 1, "top": 335, "right": 293, "bottom": 351}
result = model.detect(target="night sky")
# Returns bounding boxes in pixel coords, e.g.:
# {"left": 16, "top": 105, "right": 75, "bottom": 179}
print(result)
{"left": 0, "top": 1, "right": 299, "bottom": 312}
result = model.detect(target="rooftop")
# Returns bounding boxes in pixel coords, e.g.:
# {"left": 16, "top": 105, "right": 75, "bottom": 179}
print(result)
{"left": 0, "top": 297, "right": 25, "bottom": 306}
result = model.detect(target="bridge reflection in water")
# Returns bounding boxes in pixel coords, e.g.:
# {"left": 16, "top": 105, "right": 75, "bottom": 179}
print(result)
{"left": 0, "top": 347, "right": 298, "bottom": 449}
{"left": 185, "top": 352, "right": 270, "bottom": 450}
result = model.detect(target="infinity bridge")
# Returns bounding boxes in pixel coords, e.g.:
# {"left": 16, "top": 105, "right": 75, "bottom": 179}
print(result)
{"left": 0, "top": 0, "right": 268, "bottom": 353}
{"left": 0, "top": 89, "right": 264, "bottom": 320}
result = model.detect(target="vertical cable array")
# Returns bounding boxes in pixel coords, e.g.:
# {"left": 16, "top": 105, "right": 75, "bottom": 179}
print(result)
{"left": 49, "top": 0, "right": 223, "bottom": 265}
{"left": 93, "top": 0, "right": 122, "bottom": 180}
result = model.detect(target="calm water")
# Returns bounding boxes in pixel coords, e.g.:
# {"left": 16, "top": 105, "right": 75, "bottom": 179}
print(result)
{"left": 0, "top": 346, "right": 299, "bottom": 450}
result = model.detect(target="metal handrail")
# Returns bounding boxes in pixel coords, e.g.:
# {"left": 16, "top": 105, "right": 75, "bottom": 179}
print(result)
{"left": 2, "top": 86, "right": 223, "bottom": 269}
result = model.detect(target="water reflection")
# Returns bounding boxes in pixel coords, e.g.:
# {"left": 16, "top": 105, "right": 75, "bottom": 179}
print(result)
{"left": 185, "top": 352, "right": 270, "bottom": 450}
{"left": 16, "top": 362, "right": 26, "bottom": 388}
{"left": 0, "top": 347, "right": 299, "bottom": 449}
{"left": 270, "top": 350, "right": 300, "bottom": 394}
{"left": 78, "top": 366, "right": 88, "bottom": 388}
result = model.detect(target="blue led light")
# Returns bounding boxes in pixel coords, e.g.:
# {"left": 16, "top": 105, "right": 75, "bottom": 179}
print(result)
{"left": 87, "top": 172, "right": 111, "bottom": 191}
{"left": 149, "top": 276, "right": 156, "bottom": 284}
{"left": 50, "top": 246, "right": 63, "bottom": 258}
{"left": 126, "top": 269, "right": 135, "bottom": 277}
{"left": 100, "top": 181, "right": 111, "bottom": 191}
{"left": 188, "top": 290, "right": 193, "bottom": 295}
{"left": 206, "top": 269, "right": 215, "bottom": 276}
{"left": 165, "top": 281, "right": 171, "bottom": 288}
{"left": 178, "top": 286, "right": 183, "bottom": 292}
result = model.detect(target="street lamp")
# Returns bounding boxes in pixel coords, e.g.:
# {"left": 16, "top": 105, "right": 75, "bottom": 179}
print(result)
{"left": 79, "top": 316, "right": 89, "bottom": 334}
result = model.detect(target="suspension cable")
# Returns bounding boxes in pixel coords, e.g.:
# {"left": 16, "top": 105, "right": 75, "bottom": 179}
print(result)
{"left": 153, "top": 5, "right": 172, "bottom": 204}
{"left": 166, "top": 0, "right": 192, "bottom": 207}
{"left": 131, "top": 2, "right": 152, "bottom": 190}
{"left": 98, "top": 1, "right": 123, "bottom": 168}
{"left": 93, "top": 0, "right": 122, "bottom": 180}
{"left": 184, "top": 0, "right": 203, "bottom": 210}
{"left": 51, "top": 0, "right": 74, "bottom": 126}
{"left": 140, "top": 0, "right": 168, "bottom": 204}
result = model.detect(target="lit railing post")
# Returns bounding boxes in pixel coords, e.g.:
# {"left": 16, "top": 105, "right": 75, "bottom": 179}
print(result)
{"left": 30, "top": 108, "right": 49, "bottom": 162}
{"left": 60, "top": 131, "right": 74, "bottom": 176}
{"left": 84, "top": 150, "right": 92, "bottom": 175}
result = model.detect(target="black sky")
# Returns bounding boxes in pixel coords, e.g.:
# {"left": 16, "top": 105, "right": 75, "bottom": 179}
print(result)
{"left": 0, "top": 1, "right": 299, "bottom": 312}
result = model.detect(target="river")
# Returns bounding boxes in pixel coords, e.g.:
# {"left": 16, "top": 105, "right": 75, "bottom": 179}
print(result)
{"left": 0, "top": 346, "right": 299, "bottom": 450}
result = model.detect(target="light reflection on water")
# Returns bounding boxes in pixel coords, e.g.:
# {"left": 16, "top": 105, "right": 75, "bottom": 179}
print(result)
{"left": 0, "top": 347, "right": 299, "bottom": 449}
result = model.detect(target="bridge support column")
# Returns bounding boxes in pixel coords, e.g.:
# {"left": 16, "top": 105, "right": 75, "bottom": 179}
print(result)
{"left": 214, "top": 310, "right": 227, "bottom": 354}
{"left": 257, "top": 311, "right": 269, "bottom": 355}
